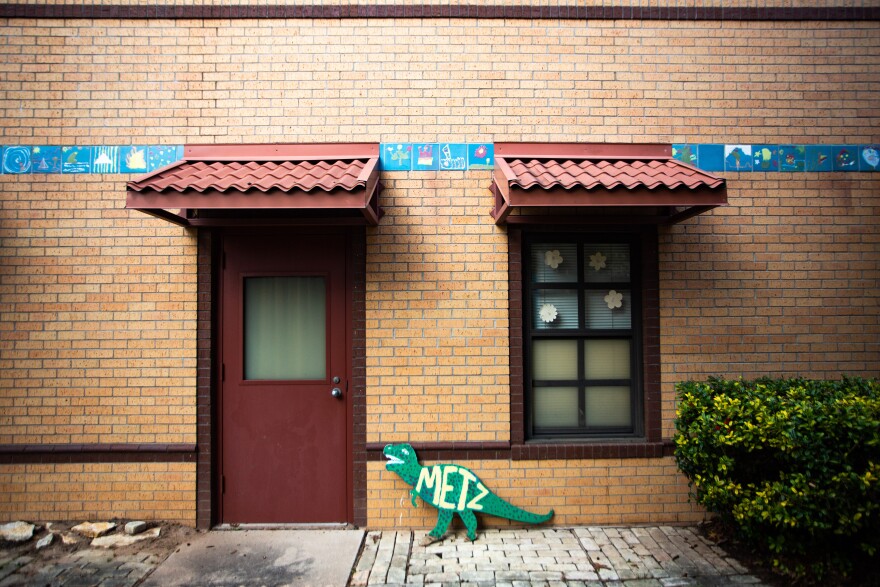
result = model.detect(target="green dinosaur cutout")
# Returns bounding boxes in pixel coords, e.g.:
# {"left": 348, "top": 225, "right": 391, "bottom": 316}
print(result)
{"left": 383, "top": 443, "right": 553, "bottom": 543}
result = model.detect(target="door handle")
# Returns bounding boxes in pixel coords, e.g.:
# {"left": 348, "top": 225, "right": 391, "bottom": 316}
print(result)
{"left": 331, "top": 388, "right": 343, "bottom": 399}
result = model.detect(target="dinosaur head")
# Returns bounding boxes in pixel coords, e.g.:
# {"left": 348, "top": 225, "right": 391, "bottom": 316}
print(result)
{"left": 383, "top": 443, "right": 419, "bottom": 472}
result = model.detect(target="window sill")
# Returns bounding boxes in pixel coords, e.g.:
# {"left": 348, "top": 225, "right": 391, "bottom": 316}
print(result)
{"left": 512, "top": 440, "right": 674, "bottom": 460}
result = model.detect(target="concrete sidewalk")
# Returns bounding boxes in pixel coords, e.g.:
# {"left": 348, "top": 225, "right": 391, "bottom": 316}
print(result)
{"left": 351, "top": 526, "right": 765, "bottom": 587}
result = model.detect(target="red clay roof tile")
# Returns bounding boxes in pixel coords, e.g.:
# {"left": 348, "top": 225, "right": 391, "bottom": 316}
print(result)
{"left": 491, "top": 143, "right": 726, "bottom": 225}
{"left": 128, "top": 159, "right": 370, "bottom": 194}
{"left": 504, "top": 157, "right": 724, "bottom": 192}
{"left": 125, "top": 144, "right": 382, "bottom": 226}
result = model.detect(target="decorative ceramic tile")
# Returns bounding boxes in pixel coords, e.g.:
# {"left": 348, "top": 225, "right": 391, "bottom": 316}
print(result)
{"left": 805, "top": 145, "right": 833, "bottom": 172}
{"left": 672, "top": 144, "right": 698, "bottom": 167}
{"left": 2, "top": 146, "right": 32, "bottom": 174}
{"left": 724, "top": 145, "right": 752, "bottom": 171}
{"left": 147, "top": 145, "right": 183, "bottom": 171}
{"left": 467, "top": 143, "right": 494, "bottom": 169}
{"left": 859, "top": 145, "right": 880, "bottom": 171}
{"left": 779, "top": 145, "right": 805, "bottom": 172}
{"left": 697, "top": 144, "right": 724, "bottom": 172}
{"left": 751, "top": 145, "right": 779, "bottom": 172}
{"left": 31, "top": 146, "right": 62, "bottom": 173}
{"left": 61, "top": 146, "right": 92, "bottom": 174}
{"left": 832, "top": 146, "right": 858, "bottom": 171}
{"left": 91, "top": 146, "right": 120, "bottom": 173}
{"left": 412, "top": 143, "right": 439, "bottom": 171}
{"left": 438, "top": 143, "right": 468, "bottom": 170}
{"left": 380, "top": 143, "right": 413, "bottom": 171}
{"left": 119, "top": 146, "right": 149, "bottom": 174}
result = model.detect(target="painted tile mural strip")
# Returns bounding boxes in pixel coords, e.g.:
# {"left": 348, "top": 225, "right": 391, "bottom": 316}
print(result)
{"left": 1, "top": 144, "right": 878, "bottom": 174}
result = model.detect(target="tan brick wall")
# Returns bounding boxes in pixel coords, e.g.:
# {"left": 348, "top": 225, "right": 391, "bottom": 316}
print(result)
{"left": 659, "top": 175, "right": 880, "bottom": 437}
{"left": 0, "top": 463, "right": 196, "bottom": 525}
{"left": 366, "top": 174, "right": 510, "bottom": 443}
{"left": 0, "top": 175, "right": 198, "bottom": 445}
{"left": 0, "top": 15, "right": 878, "bottom": 526}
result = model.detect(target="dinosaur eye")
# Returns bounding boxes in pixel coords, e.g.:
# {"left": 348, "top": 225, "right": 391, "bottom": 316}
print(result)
{"left": 402, "top": 448, "right": 409, "bottom": 455}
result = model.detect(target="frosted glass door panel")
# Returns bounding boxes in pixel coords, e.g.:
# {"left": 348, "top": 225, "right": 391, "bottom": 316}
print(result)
{"left": 585, "top": 386, "right": 631, "bottom": 427}
{"left": 533, "top": 387, "right": 579, "bottom": 427}
{"left": 244, "top": 276, "right": 326, "bottom": 380}
{"left": 532, "top": 339, "right": 578, "bottom": 380}
{"left": 584, "top": 340, "right": 631, "bottom": 379}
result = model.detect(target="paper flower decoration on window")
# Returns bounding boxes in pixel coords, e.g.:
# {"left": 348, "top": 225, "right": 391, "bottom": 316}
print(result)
{"left": 539, "top": 303, "right": 558, "bottom": 323}
{"left": 589, "top": 251, "right": 607, "bottom": 271}
{"left": 604, "top": 290, "right": 623, "bottom": 310}
{"left": 544, "top": 250, "right": 563, "bottom": 269}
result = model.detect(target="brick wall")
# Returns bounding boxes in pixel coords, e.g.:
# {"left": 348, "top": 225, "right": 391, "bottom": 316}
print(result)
{"left": 1, "top": 14, "right": 878, "bottom": 526}
{"left": 0, "top": 463, "right": 196, "bottom": 524}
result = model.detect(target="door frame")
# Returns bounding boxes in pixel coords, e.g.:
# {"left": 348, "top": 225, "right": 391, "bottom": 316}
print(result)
{"left": 196, "top": 226, "right": 366, "bottom": 528}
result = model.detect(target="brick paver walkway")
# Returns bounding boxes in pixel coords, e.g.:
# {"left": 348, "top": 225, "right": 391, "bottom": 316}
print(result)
{"left": 0, "top": 549, "right": 160, "bottom": 587}
{"left": 351, "top": 527, "right": 764, "bottom": 587}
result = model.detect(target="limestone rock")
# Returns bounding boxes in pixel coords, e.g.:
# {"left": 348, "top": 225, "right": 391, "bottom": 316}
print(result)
{"left": 60, "top": 533, "right": 79, "bottom": 545}
{"left": 0, "top": 521, "right": 35, "bottom": 542}
{"left": 124, "top": 521, "right": 148, "bottom": 536}
{"left": 92, "top": 526, "right": 160, "bottom": 548}
{"left": 35, "top": 533, "right": 54, "bottom": 550}
{"left": 71, "top": 521, "right": 117, "bottom": 538}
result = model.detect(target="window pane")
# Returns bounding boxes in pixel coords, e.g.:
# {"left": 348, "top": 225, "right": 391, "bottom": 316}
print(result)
{"left": 583, "top": 243, "right": 630, "bottom": 283}
{"left": 244, "top": 277, "right": 326, "bottom": 380}
{"left": 534, "top": 387, "right": 579, "bottom": 427}
{"left": 533, "top": 289, "right": 578, "bottom": 330}
{"left": 584, "top": 340, "right": 631, "bottom": 379}
{"left": 585, "top": 289, "right": 631, "bottom": 329}
{"left": 531, "top": 243, "right": 578, "bottom": 283}
{"left": 585, "top": 386, "right": 631, "bottom": 427}
{"left": 532, "top": 339, "right": 578, "bottom": 380}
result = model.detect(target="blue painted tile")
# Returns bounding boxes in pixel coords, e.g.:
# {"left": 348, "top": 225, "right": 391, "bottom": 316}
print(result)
{"left": 672, "top": 144, "right": 698, "bottom": 167}
{"left": 724, "top": 145, "right": 752, "bottom": 172}
{"left": 2, "top": 146, "right": 33, "bottom": 174}
{"left": 805, "top": 145, "right": 833, "bottom": 172}
{"left": 380, "top": 143, "right": 413, "bottom": 171}
{"left": 91, "top": 146, "right": 120, "bottom": 173}
{"left": 832, "top": 146, "right": 858, "bottom": 171}
{"left": 147, "top": 145, "right": 184, "bottom": 171}
{"left": 779, "top": 145, "right": 805, "bottom": 172}
{"left": 119, "top": 146, "right": 149, "bottom": 174}
{"left": 412, "top": 143, "right": 439, "bottom": 171}
{"left": 467, "top": 143, "right": 494, "bottom": 169}
{"left": 751, "top": 145, "right": 779, "bottom": 172}
{"left": 858, "top": 145, "right": 880, "bottom": 171}
{"left": 61, "top": 146, "right": 92, "bottom": 174}
{"left": 32, "top": 146, "right": 62, "bottom": 173}
{"left": 438, "top": 143, "right": 468, "bottom": 171}
{"left": 697, "top": 144, "right": 724, "bottom": 172}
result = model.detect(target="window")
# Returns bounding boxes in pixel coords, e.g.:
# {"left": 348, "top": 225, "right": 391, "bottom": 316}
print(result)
{"left": 525, "top": 235, "right": 642, "bottom": 439}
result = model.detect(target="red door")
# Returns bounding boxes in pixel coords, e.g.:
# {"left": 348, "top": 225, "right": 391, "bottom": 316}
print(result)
{"left": 220, "top": 233, "right": 349, "bottom": 523}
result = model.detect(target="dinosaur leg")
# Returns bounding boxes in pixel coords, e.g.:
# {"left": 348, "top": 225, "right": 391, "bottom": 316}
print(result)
{"left": 459, "top": 509, "right": 479, "bottom": 541}
{"left": 420, "top": 509, "right": 453, "bottom": 545}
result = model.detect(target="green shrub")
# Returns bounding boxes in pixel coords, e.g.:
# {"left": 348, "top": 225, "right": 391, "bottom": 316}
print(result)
{"left": 674, "top": 376, "right": 880, "bottom": 580}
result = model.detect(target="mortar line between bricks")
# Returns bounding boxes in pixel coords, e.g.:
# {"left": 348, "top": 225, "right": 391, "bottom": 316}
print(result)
{"left": 403, "top": 530, "right": 414, "bottom": 583}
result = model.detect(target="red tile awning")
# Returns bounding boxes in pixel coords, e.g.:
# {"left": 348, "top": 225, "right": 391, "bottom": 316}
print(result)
{"left": 126, "top": 143, "right": 382, "bottom": 226}
{"left": 490, "top": 143, "right": 726, "bottom": 225}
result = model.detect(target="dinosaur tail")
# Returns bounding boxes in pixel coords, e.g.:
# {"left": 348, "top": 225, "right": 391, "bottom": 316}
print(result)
{"left": 481, "top": 493, "right": 554, "bottom": 524}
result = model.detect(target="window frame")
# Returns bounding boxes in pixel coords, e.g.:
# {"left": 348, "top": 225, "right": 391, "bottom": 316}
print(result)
{"left": 508, "top": 226, "right": 661, "bottom": 447}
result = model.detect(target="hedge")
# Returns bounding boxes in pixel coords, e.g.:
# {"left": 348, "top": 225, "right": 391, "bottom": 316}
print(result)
{"left": 674, "top": 376, "right": 879, "bottom": 580}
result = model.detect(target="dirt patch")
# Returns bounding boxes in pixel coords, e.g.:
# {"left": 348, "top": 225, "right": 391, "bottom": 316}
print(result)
{"left": 0, "top": 520, "right": 198, "bottom": 584}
